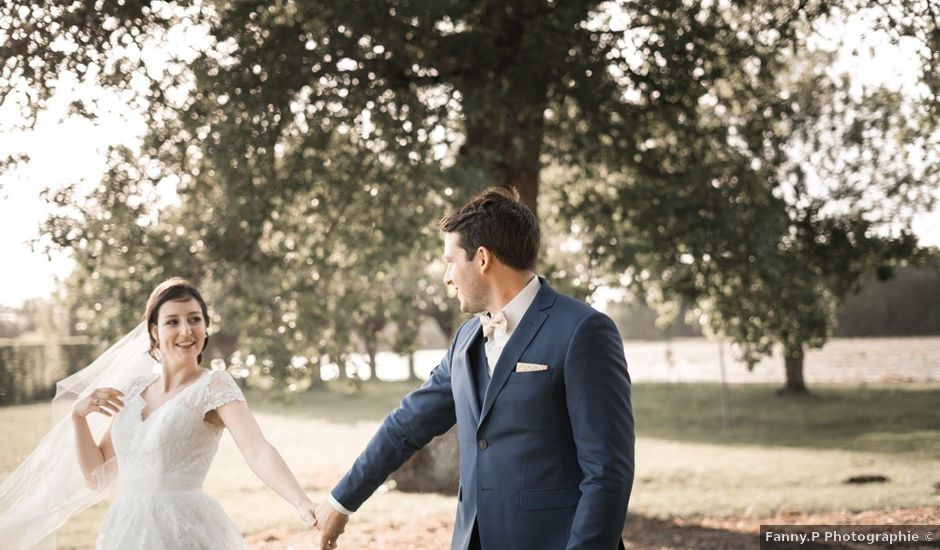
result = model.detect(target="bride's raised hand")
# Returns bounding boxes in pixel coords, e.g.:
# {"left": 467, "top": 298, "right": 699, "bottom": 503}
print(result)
{"left": 72, "top": 388, "right": 125, "bottom": 418}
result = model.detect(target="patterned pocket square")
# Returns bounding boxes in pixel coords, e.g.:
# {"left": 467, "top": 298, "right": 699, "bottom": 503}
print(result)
{"left": 516, "top": 362, "right": 549, "bottom": 372}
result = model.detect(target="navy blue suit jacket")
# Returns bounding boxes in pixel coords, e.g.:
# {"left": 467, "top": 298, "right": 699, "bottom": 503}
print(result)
{"left": 332, "top": 280, "right": 635, "bottom": 549}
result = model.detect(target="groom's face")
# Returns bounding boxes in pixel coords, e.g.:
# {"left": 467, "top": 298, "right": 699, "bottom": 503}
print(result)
{"left": 443, "top": 232, "right": 488, "bottom": 314}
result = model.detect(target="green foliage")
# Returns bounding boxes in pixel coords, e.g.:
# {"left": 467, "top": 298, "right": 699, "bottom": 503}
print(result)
{"left": 1, "top": 0, "right": 938, "bottom": 389}
{"left": 549, "top": 2, "right": 940, "bottom": 382}
{"left": 3, "top": 2, "right": 464, "bottom": 381}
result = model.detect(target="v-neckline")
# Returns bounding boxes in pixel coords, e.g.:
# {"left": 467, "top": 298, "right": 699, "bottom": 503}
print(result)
{"left": 138, "top": 370, "right": 209, "bottom": 423}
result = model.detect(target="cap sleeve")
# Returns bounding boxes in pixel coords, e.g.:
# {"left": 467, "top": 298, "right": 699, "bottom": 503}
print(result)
{"left": 123, "top": 374, "right": 156, "bottom": 397}
{"left": 202, "top": 370, "right": 246, "bottom": 415}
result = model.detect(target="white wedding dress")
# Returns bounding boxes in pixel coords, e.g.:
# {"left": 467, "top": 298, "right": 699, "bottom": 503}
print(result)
{"left": 96, "top": 369, "right": 249, "bottom": 549}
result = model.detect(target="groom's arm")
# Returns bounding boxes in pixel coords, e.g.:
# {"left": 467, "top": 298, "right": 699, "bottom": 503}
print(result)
{"left": 564, "top": 311, "right": 635, "bottom": 549}
{"left": 330, "top": 328, "right": 462, "bottom": 512}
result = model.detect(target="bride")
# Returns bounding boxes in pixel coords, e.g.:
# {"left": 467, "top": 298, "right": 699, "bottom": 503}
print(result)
{"left": 0, "top": 277, "right": 318, "bottom": 549}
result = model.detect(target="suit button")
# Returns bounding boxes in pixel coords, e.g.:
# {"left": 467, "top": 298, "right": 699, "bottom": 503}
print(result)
{"left": 478, "top": 439, "right": 488, "bottom": 449}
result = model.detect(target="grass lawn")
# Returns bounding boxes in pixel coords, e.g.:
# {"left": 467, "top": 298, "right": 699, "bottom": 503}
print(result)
{"left": 1, "top": 381, "right": 938, "bottom": 548}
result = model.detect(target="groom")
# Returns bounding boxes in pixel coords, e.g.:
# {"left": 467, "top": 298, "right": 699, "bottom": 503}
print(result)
{"left": 315, "top": 187, "right": 634, "bottom": 549}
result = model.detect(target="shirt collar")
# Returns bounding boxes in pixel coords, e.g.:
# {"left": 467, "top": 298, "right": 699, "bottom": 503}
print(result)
{"left": 483, "top": 275, "right": 540, "bottom": 335}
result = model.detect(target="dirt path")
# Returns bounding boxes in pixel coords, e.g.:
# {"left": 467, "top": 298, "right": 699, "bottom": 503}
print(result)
{"left": 247, "top": 507, "right": 940, "bottom": 549}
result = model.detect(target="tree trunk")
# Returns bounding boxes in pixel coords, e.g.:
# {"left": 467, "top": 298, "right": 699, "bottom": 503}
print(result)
{"left": 389, "top": 427, "right": 459, "bottom": 494}
{"left": 364, "top": 340, "right": 377, "bottom": 382}
{"left": 782, "top": 346, "right": 808, "bottom": 394}
{"left": 334, "top": 355, "right": 348, "bottom": 381}
{"left": 461, "top": 107, "right": 544, "bottom": 214}
{"left": 407, "top": 351, "right": 419, "bottom": 382}
{"left": 361, "top": 318, "right": 385, "bottom": 382}
{"left": 458, "top": 70, "right": 547, "bottom": 216}
{"left": 426, "top": 307, "right": 456, "bottom": 342}
{"left": 306, "top": 357, "right": 323, "bottom": 391}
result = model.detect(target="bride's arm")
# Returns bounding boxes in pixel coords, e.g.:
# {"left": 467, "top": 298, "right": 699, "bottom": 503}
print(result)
{"left": 71, "top": 387, "right": 123, "bottom": 489}
{"left": 213, "top": 401, "right": 316, "bottom": 523}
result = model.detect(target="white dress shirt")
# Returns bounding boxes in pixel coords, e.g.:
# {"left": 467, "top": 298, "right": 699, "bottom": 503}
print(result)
{"left": 481, "top": 275, "right": 541, "bottom": 374}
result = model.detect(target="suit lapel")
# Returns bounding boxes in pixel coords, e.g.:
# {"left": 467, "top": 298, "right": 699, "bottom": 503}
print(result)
{"left": 478, "top": 280, "right": 557, "bottom": 427}
{"left": 454, "top": 321, "right": 484, "bottom": 424}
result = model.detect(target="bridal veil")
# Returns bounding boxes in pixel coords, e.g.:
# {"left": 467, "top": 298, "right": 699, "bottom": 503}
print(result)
{"left": 0, "top": 323, "right": 157, "bottom": 549}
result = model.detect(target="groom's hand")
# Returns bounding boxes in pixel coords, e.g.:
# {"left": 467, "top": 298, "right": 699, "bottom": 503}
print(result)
{"left": 314, "top": 501, "right": 349, "bottom": 549}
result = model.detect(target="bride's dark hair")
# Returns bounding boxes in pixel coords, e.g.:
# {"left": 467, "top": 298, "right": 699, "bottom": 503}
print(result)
{"left": 144, "top": 277, "right": 211, "bottom": 364}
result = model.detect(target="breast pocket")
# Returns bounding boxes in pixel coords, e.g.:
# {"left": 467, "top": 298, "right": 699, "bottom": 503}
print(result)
{"left": 506, "top": 365, "right": 553, "bottom": 385}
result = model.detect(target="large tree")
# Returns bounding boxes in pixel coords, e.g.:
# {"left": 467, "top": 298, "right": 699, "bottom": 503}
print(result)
{"left": 553, "top": 8, "right": 939, "bottom": 391}
{"left": 2, "top": 0, "right": 938, "bottom": 391}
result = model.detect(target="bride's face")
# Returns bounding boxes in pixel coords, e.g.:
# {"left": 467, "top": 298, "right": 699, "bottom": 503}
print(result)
{"left": 152, "top": 298, "right": 207, "bottom": 367}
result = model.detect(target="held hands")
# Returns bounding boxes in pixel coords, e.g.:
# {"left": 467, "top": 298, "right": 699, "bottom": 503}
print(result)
{"left": 313, "top": 501, "right": 349, "bottom": 550}
{"left": 72, "top": 388, "right": 125, "bottom": 419}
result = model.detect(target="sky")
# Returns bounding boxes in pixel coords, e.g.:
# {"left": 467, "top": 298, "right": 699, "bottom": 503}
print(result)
{"left": 0, "top": 75, "right": 147, "bottom": 308}
{"left": 0, "top": 9, "right": 938, "bottom": 308}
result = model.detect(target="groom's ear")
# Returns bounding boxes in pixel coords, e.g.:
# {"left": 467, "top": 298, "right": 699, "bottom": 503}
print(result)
{"left": 477, "top": 246, "right": 493, "bottom": 273}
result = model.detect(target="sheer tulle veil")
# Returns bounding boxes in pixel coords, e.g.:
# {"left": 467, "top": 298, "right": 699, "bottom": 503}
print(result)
{"left": 0, "top": 322, "right": 158, "bottom": 549}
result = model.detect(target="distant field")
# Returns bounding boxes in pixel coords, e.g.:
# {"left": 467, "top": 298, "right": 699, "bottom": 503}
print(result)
{"left": 624, "top": 336, "right": 940, "bottom": 384}
{"left": 2, "top": 378, "right": 938, "bottom": 547}
{"left": 341, "top": 335, "right": 940, "bottom": 384}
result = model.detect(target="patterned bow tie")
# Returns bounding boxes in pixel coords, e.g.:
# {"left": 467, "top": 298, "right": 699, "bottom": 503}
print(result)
{"left": 481, "top": 310, "right": 509, "bottom": 340}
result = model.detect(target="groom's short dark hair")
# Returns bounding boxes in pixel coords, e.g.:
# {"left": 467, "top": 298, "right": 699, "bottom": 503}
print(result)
{"left": 439, "top": 186, "right": 539, "bottom": 271}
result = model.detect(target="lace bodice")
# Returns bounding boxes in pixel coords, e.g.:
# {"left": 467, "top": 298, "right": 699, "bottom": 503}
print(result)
{"left": 110, "top": 369, "right": 245, "bottom": 494}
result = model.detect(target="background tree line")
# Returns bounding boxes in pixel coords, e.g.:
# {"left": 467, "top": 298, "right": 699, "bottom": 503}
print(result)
{"left": 609, "top": 262, "right": 940, "bottom": 339}
{"left": 7, "top": 261, "right": 939, "bottom": 345}
{"left": 2, "top": 260, "right": 938, "bottom": 404}
{"left": 0, "top": 301, "right": 95, "bottom": 404}
{"left": 1, "top": 0, "right": 938, "bottom": 394}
